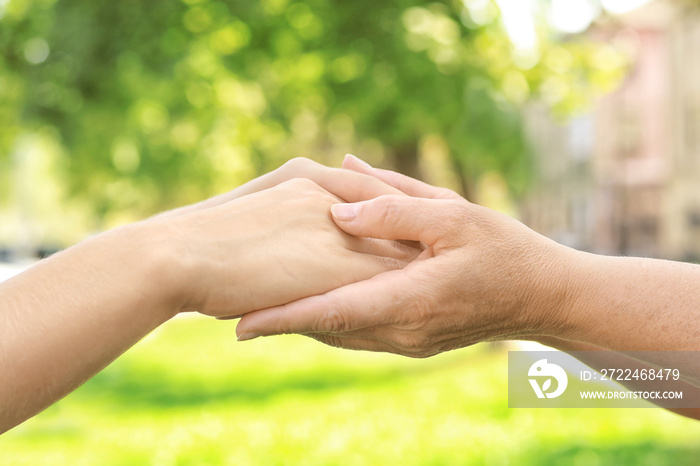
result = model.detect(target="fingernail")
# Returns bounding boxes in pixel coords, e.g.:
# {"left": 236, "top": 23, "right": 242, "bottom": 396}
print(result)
{"left": 331, "top": 203, "right": 360, "bottom": 221}
{"left": 345, "top": 154, "right": 372, "bottom": 168}
{"left": 237, "top": 332, "right": 261, "bottom": 342}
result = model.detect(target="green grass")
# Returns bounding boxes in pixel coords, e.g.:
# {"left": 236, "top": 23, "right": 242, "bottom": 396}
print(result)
{"left": 2, "top": 317, "right": 700, "bottom": 465}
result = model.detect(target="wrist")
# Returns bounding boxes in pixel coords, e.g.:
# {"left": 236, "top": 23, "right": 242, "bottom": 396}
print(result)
{"left": 102, "top": 220, "right": 193, "bottom": 320}
{"left": 519, "top": 241, "right": 588, "bottom": 341}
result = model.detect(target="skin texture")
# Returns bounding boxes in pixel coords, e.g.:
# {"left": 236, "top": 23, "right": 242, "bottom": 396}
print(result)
{"left": 0, "top": 159, "right": 418, "bottom": 434}
{"left": 237, "top": 155, "right": 700, "bottom": 390}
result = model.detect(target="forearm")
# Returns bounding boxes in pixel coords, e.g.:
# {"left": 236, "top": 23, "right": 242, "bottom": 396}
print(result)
{"left": 0, "top": 222, "right": 180, "bottom": 433}
{"left": 536, "top": 253, "right": 699, "bottom": 385}
{"left": 562, "top": 254, "right": 700, "bottom": 351}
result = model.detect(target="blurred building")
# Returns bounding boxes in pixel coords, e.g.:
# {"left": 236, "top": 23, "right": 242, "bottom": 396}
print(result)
{"left": 522, "top": 0, "right": 700, "bottom": 261}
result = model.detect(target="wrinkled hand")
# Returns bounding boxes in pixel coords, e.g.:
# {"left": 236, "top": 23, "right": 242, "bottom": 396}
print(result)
{"left": 236, "top": 156, "right": 578, "bottom": 356}
{"left": 157, "top": 177, "right": 419, "bottom": 318}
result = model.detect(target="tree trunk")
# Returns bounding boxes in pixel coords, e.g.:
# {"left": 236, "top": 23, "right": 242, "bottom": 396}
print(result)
{"left": 392, "top": 142, "right": 421, "bottom": 180}
{"left": 451, "top": 155, "right": 475, "bottom": 201}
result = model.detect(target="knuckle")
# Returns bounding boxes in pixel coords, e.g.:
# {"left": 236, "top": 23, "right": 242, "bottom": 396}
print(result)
{"left": 439, "top": 200, "right": 470, "bottom": 232}
{"left": 371, "top": 195, "right": 399, "bottom": 227}
{"left": 390, "top": 299, "right": 441, "bottom": 357}
{"left": 374, "top": 194, "right": 397, "bottom": 208}
{"left": 397, "top": 332, "right": 432, "bottom": 354}
{"left": 282, "top": 157, "right": 316, "bottom": 172}
{"left": 316, "top": 307, "right": 349, "bottom": 333}
{"left": 396, "top": 297, "right": 432, "bottom": 329}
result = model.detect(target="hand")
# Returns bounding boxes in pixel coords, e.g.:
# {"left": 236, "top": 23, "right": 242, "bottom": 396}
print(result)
{"left": 0, "top": 160, "right": 419, "bottom": 434}
{"left": 156, "top": 157, "right": 408, "bottom": 219}
{"left": 156, "top": 178, "right": 419, "bottom": 319}
{"left": 236, "top": 157, "right": 579, "bottom": 356}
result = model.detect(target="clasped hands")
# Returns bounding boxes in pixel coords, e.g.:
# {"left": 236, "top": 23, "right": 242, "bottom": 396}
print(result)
{"left": 153, "top": 155, "right": 578, "bottom": 358}
{"left": 6, "top": 153, "right": 700, "bottom": 435}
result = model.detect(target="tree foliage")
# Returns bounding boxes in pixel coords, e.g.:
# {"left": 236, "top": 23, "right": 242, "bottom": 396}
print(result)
{"left": 0, "top": 0, "right": 627, "bottom": 220}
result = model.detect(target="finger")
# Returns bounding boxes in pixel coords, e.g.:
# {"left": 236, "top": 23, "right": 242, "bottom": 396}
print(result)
{"left": 238, "top": 159, "right": 409, "bottom": 203}
{"left": 330, "top": 195, "right": 452, "bottom": 245}
{"left": 308, "top": 329, "right": 467, "bottom": 358}
{"left": 304, "top": 334, "right": 401, "bottom": 355}
{"left": 191, "top": 158, "right": 410, "bottom": 216}
{"left": 342, "top": 236, "right": 421, "bottom": 263}
{"left": 236, "top": 270, "right": 409, "bottom": 337}
{"left": 155, "top": 158, "right": 407, "bottom": 219}
{"left": 272, "top": 179, "right": 417, "bottom": 258}
{"left": 342, "top": 154, "right": 461, "bottom": 200}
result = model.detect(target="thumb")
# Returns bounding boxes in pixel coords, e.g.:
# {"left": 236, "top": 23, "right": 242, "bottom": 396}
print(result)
{"left": 331, "top": 195, "right": 449, "bottom": 245}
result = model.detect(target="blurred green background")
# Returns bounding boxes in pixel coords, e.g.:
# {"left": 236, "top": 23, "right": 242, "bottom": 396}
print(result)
{"left": 2, "top": 318, "right": 700, "bottom": 465}
{"left": 3, "top": 0, "right": 700, "bottom": 464}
